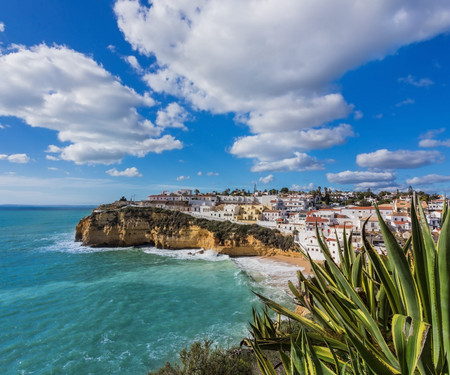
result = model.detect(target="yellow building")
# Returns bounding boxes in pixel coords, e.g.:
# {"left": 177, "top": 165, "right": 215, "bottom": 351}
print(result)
{"left": 235, "top": 204, "right": 266, "bottom": 223}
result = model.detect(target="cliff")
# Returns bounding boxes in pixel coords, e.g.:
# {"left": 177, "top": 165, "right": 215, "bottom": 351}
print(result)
{"left": 75, "top": 206, "right": 301, "bottom": 257}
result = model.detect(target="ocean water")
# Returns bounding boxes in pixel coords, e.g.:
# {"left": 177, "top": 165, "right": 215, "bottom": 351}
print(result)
{"left": 0, "top": 208, "right": 298, "bottom": 374}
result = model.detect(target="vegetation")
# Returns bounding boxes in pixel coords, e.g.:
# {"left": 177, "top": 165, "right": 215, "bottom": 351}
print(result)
{"left": 245, "top": 198, "right": 449, "bottom": 374}
{"left": 148, "top": 340, "right": 254, "bottom": 375}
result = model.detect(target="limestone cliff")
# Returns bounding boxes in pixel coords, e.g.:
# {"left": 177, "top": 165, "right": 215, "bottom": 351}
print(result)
{"left": 75, "top": 206, "right": 301, "bottom": 257}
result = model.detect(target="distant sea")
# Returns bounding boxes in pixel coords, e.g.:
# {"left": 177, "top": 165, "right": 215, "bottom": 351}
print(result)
{"left": 0, "top": 207, "right": 296, "bottom": 374}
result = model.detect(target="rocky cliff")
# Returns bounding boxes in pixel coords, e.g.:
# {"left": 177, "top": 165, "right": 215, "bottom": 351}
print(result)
{"left": 75, "top": 206, "right": 301, "bottom": 257}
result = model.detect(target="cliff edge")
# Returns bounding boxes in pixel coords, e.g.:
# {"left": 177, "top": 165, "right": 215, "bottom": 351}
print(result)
{"left": 75, "top": 206, "right": 302, "bottom": 257}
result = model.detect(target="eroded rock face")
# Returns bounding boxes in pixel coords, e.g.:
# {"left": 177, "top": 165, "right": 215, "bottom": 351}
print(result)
{"left": 75, "top": 207, "right": 295, "bottom": 257}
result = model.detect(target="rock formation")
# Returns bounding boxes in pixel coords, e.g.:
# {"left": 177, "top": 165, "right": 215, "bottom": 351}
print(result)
{"left": 75, "top": 206, "right": 301, "bottom": 257}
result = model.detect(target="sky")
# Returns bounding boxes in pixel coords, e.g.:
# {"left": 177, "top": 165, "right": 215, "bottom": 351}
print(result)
{"left": 1, "top": 0, "right": 450, "bottom": 205}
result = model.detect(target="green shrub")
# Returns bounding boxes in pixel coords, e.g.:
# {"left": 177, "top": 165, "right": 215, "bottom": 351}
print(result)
{"left": 148, "top": 340, "right": 254, "bottom": 375}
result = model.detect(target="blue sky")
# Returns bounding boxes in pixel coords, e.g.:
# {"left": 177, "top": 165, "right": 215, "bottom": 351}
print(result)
{"left": 1, "top": 0, "right": 450, "bottom": 205}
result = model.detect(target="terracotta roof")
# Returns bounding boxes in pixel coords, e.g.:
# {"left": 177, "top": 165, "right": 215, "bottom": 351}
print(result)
{"left": 306, "top": 217, "right": 329, "bottom": 223}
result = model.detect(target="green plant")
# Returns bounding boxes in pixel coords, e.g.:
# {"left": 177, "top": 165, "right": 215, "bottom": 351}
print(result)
{"left": 245, "top": 199, "right": 449, "bottom": 375}
{"left": 148, "top": 340, "right": 254, "bottom": 375}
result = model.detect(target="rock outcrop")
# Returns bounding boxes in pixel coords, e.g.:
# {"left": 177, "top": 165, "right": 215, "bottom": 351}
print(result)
{"left": 75, "top": 206, "right": 301, "bottom": 257}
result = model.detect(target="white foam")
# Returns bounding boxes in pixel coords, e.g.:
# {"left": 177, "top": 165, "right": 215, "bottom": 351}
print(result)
{"left": 233, "top": 257, "right": 303, "bottom": 296}
{"left": 39, "top": 232, "right": 132, "bottom": 254}
{"left": 142, "top": 247, "right": 230, "bottom": 262}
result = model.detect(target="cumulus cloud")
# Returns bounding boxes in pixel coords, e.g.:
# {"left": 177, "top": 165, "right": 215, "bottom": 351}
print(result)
{"left": 290, "top": 182, "right": 315, "bottom": 191}
{"left": 396, "top": 98, "right": 415, "bottom": 107}
{"left": 251, "top": 152, "right": 323, "bottom": 172}
{"left": 356, "top": 149, "right": 443, "bottom": 169}
{"left": 398, "top": 75, "right": 434, "bottom": 87}
{"left": 354, "top": 181, "right": 400, "bottom": 191}
{"left": 197, "top": 171, "right": 202, "bottom": 176}
{"left": 114, "top": 0, "right": 450, "bottom": 168}
{"left": 419, "top": 128, "right": 450, "bottom": 147}
{"left": 0, "top": 22, "right": 4, "bottom": 32}
{"left": 156, "top": 103, "right": 191, "bottom": 130}
{"left": 406, "top": 174, "right": 450, "bottom": 186}
{"left": 106, "top": 167, "right": 142, "bottom": 177}
{"left": 125, "top": 55, "right": 142, "bottom": 72}
{"left": 327, "top": 170, "right": 396, "bottom": 184}
{"left": 0, "top": 44, "right": 183, "bottom": 164}
{"left": 176, "top": 175, "right": 190, "bottom": 181}
{"left": 230, "top": 124, "right": 354, "bottom": 162}
{"left": 206, "top": 171, "right": 219, "bottom": 176}
{"left": 259, "top": 174, "right": 274, "bottom": 184}
{"left": 0, "top": 153, "right": 31, "bottom": 163}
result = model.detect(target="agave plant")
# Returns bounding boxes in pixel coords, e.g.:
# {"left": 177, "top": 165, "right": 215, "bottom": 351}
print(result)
{"left": 245, "top": 199, "right": 449, "bottom": 375}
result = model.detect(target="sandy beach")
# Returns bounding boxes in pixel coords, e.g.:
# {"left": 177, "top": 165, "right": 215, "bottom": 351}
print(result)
{"left": 262, "top": 254, "right": 313, "bottom": 275}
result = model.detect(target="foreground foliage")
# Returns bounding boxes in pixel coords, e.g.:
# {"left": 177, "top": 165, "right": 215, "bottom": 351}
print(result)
{"left": 148, "top": 340, "right": 254, "bottom": 375}
{"left": 245, "top": 199, "right": 449, "bottom": 375}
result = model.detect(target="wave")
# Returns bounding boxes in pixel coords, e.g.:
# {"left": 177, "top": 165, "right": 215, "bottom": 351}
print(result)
{"left": 142, "top": 247, "right": 230, "bottom": 262}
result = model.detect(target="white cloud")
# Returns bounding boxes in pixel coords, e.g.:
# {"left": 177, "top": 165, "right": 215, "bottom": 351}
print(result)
{"left": 354, "top": 181, "right": 400, "bottom": 191}
{"left": 206, "top": 171, "right": 219, "bottom": 176}
{"left": 259, "top": 174, "right": 274, "bottom": 184}
{"left": 197, "top": 171, "right": 202, "bottom": 176}
{"left": 0, "top": 153, "right": 31, "bottom": 163}
{"left": 0, "top": 22, "right": 4, "bottom": 32}
{"left": 354, "top": 110, "right": 363, "bottom": 120}
{"left": 48, "top": 167, "right": 58, "bottom": 171}
{"left": 398, "top": 75, "right": 434, "bottom": 87}
{"left": 230, "top": 124, "right": 354, "bottom": 162}
{"left": 115, "top": 0, "right": 450, "bottom": 167}
{"left": 327, "top": 170, "right": 396, "bottom": 184}
{"left": 156, "top": 102, "right": 191, "bottom": 130}
{"left": 0, "top": 44, "right": 183, "bottom": 165}
{"left": 106, "top": 167, "right": 142, "bottom": 177}
{"left": 176, "top": 175, "right": 190, "bottom": 181}
{"left": 396, "top": 98, "right": 415, "bottom": 107}
{"left": 0, "top": 124, "right": 5, "bottom": 129}
{"left": 46, "top": 155, "right": 60, "bottom": 161}
{"left": 419, "top": 139, "right": 450, "bottom": 147}
{"left": 406, "top": 174, "right": 450, "bottom": 185}
{"left": 356, "top": 149, "right": 443, "bottom": 169}
{"left": 291, "top": 182, "right": 315, "bottom": 191}
{"left": 125, "top": 55, "right": 142, "bottom": 72}
{"left": 251, "top": 152, "right": 324, "bottom": 172}
{"left": 419, "top": 128, "right": 450, "bottom": 147}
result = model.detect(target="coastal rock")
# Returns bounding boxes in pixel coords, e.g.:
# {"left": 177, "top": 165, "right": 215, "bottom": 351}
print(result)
{"left": 75, "top": 206, "right": 303, "bottom": 258}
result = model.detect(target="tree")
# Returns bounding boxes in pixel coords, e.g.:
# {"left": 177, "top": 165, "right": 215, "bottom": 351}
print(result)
{"left": 247, "top": 199, "right": 449, "bottom": 375}
{"left": 194, "top": 189, "right": 200, "bottom": 195}
{"left": 280, "top": 187, "right": 289, "bottom": 194}
{"left": 119, "top": 196, "right": 127, "bottom": 202}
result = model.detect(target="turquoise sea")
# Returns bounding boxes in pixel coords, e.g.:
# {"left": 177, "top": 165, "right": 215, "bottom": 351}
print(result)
{"left": 0, "top": 207, "right": 295, "bottom": 374}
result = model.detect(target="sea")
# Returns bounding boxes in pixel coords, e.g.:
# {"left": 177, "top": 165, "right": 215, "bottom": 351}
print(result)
{"left": 0, "top": 207, "right": 300, "bottom": 374}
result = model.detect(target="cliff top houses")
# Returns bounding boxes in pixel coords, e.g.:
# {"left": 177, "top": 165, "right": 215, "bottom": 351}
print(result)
{"left": 136, "top": 189, "right": 447, "bottom": 263}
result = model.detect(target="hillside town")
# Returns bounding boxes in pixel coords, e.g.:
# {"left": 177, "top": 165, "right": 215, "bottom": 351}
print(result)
{"left": 122, "top": 188, "right": 446, "bottom": 263}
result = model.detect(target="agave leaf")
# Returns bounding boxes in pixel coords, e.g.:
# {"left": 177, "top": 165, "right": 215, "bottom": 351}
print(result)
{"left": 315, "top": 226, "right": 398, "bottom": 365}
{"left": 437, "top": 201, "right": 450, "bottom": 362}
{"left": 362, "top": 219, "right": 402, "bottom": 315}
{"left": 410, "top": 199, "right": 431, "bottom": 323}
{"left": 250, "top": 340, "right": 278, "bottom": 375}
{"left": 392, "top": 314, "right": 430, "bottom": 375}
{"left": 375, "top": 204, "right": 422, "bottom": 320}
{"left": 351, "top": 252, "right": 363, "bottom": 289}
{"left": 345, "top": 328, "right": 400, "bottom": 375}
{"left": 254, "top": 292, "right": 329, "bottom": 335}
{"left": 418, "top": 200, "right": 442, "bottom": 367}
